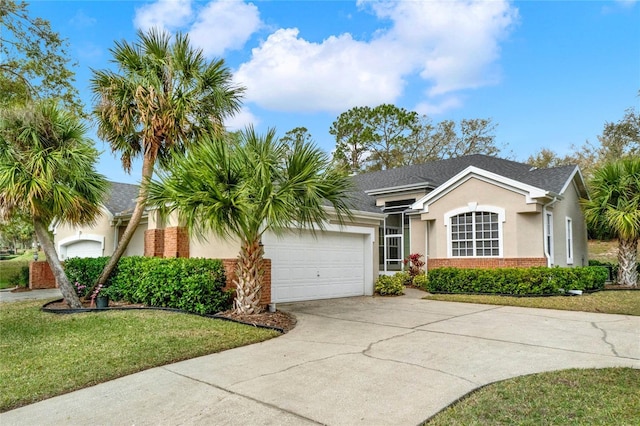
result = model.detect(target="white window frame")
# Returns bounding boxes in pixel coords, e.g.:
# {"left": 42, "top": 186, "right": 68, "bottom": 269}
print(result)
{"left": 445, "top": 205, "right": 505, "bottom": 258}
{"left": 566, "top": 217, "right": 573, "bottom": 265}
{"left": 545, "top": 212, "right": 554, "bottom": 264}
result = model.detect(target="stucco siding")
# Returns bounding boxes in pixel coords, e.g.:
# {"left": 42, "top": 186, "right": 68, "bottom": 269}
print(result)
{"left": 374, "top": 190, "right": 428, "bottom": 207}
{"left": 190, "top": 235, "right": 242, "bottom": 259}
{"left": 409, "top": 216, "right": 426, "bottom": 258}
{"left": 420, "top": 178, "right": 541, "bottom": 259}
{"left": 123, "top": 223, "right": 147, "bottom": 256}
{"left": 552, "top": 181, "right": 588, "bottom": 266}
{"left": 54, "top": 209, "right": 115, "bottom": 260}
{"left": 516, "top": 213, "right": 543, "bottom": 257}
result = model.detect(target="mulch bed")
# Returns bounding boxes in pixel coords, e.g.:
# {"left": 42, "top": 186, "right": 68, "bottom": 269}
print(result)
{"left": 42, "top": 299, "right": 297, "bottom": 333}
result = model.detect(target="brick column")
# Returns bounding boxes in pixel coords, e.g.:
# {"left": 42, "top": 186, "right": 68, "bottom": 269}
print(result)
{"left": 163, "top": 227, "right": 189, "bottom": 258}
{"left": 29, "top": 261, "right": 57, "bottom": 289}
{"left": 222, "top": 258, "right": 272, "bottom": 306}
{"left": 144, "top": 229, "right": 165, "bottom": 257}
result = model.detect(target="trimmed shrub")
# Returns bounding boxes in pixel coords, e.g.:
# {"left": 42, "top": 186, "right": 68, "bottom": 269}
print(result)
{"left": 65, "top": 257, "right": 110, "bottom": 297}
{"left": 64, "top": 256, "right": 232, "bottom": 314}
{"left": 375, "top": 274, "right": 405, "bottom": 296}
{"left": 426, "top": 266, "right": 608, "bottom": 296}
{"left": 413, "top": 273, "right": 428, "bottom": 290}
{"left": 109, "top": 256, "right": 232, "bottom": 315}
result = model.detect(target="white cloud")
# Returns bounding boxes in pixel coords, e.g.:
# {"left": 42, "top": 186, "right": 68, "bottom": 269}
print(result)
{"left": 225, "top": 107, "right": 259, "bottom": 131}
{"left": 134, "top": 0, "right": 193, "bottom": 32}
{"left": 415, "top": 96, "right": 463, "bottom": 116}
{"left": 134, "top": 1, "right": 260, "bottom": 56}
{"left": 70, "top": 10, "right": 96, "bottom": 28}
{"left": 189, "top": 1, "right": 261, "bottom": 57}
{"left": 235, "top": 28, "right": 406, "bottom": 112}
{"left": 237, "top": 0, "right": 518, "bottom": 113}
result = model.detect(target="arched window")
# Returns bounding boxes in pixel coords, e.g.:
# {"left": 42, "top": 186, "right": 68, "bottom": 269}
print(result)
{"left": 445, "top": 206, "right": 504, "bottom": 257}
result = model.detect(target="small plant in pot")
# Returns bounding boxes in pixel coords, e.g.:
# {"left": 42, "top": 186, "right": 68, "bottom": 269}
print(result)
{"left": 90, "top": 284, "right": 111, "bottom": 308}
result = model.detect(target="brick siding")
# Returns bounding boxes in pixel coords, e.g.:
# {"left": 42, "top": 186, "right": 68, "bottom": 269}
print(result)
{"left": 427, "top": 257, "right": 547, "bottom": 270}
{"left": 144, "top": 229, "right": 164, "bottom": 257}
{"left": 222, "top": 258, "right": 272, "bottom": 306}
{"left": 162, "top": 227, "right": 189, "bottom": 258}
{"left": 29, "top": 261, "right": 57, "bottom": 289}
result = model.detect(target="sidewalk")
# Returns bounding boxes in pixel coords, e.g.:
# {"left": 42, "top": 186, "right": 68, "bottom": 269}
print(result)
{"left": 0, "top": 287, "right": 62, "bottom": 303}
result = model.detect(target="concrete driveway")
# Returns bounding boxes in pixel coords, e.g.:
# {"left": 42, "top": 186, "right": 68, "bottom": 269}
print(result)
{"left": 2, "top": 288, "right": 638, "bottom": 425}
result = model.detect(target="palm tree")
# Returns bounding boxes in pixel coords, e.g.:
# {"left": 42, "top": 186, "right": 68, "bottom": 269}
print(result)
{"left": 147, "top": 128, "right": 354, "bottom": 314}
{"left": 582, "top": 158, "right": 640, "bottom": 287}
{"left": 0, "top": 101, "right": 108, "bottom": 308}
{"left": 90, "top": 28, "right": 244, "bottom": 293}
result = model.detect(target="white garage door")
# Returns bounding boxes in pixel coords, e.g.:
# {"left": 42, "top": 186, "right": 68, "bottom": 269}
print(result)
{"left": 264, "top": 230, "right": 366, "bottom": 303}
{"left": 65, "top": 240, "right": 103, "bottom": 259}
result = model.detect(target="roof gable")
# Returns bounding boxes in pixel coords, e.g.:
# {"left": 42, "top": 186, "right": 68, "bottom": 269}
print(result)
{"left": 411, "top": 166, "right": 549, "bottom": 212}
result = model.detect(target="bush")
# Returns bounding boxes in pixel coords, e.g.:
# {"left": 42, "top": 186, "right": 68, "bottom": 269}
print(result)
{"left": 64, "top": 257, "right": 111, "bottom": 297}
{"left": 426, "top": 266, "right": 608, "bottom": 296}
{"left": 413, "top": 273, "right": 428, "bottom": 290}
{"left": 403, "top": 253, "right": 425, "bottom": 278}
{"left": 64, "top": 256, "right": 232, "bottom": 314}
{"left": 589, "top": 259, "right": 640, "bottom": 284}
{"left": 375, "top": 274, "right": 405, "bottom": 296}
{"left": 10, "top": 266, "right": 30, "bottom": 287}
{"left": 109, "top": 256, "right": 232, "bottom": 315}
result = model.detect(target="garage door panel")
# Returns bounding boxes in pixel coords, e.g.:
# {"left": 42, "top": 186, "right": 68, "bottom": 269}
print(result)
{"left": 65, "top": 241, "right": 102, "bottom": 258}
{"left": 264, "top": 230, "right": 366, "bottom": 303}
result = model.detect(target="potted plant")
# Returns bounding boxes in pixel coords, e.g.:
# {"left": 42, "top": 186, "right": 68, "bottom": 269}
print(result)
{"left": 90, "top": 284, "right": 110, "bottom": 309}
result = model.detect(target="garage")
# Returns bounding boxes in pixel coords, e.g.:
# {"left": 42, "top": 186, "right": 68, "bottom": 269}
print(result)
{"left": 263, "top": 226, "right": 374, "bottom": 303}
{"left": 59, "top": 235, "right": 105, "bottom": 260}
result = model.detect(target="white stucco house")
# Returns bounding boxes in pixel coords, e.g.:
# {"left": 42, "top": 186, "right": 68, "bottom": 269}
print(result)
{"left": 53, "top": 154, "right": 589, "bottom": 304}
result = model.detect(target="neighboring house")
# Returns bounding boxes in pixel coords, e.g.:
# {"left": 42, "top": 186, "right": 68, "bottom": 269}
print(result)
{"left": 51, "top": 182, "right": 147, "bottom": 260}
{"left": 52, "top": 154, "right": 589, "bottom": 304}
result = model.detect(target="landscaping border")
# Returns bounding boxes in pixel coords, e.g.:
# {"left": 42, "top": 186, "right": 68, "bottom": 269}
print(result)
{"left": 41, "top": 299, "right": 286, "bottom": 334}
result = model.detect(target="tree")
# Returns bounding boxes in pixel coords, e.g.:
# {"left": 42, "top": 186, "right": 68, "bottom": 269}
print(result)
{"left": 90, "top": 28, "right": 244, "bottom": 294}
{"left": 0, "top": 101, "right": 108, "bottom": 307}
{"left": 330, "top": 106, "right": 374, "bottom": 174}
{"left": 0, "top": 0, "right": 81, "bottom": 113}
{"left": 0, "top": 213, "right": 34, "bottom": 251}
{"left": 582, "top": 158, "right": 640, "bottom": 287}
{"left": 527, "top": 101, "right": 639, "bottom": 178}
{"left": 147, "top": 128, "right": 354, "bottom": 314}
{"left": 330, "top": 104, "right": 502, "bottom": 173}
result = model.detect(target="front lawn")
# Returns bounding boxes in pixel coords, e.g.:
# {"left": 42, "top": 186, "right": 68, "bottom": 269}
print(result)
{"left": 425, "top": 367, "right": 640, "bottom": 425}
{"left": 0, "top": 250, "right": 44, "bottom": 289}
{"left": 425, "top": 290, "right": 640, "bottom": 316}
{"left": 0, "top": 300, "right": 279, "bottom": 412}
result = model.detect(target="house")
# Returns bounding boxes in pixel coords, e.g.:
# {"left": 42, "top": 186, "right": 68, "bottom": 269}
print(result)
{"left": 52, "top": 182, "right": 147, "bottom": 260}
{"left": 51, "top": 154, "right": 589, "bottom": 304}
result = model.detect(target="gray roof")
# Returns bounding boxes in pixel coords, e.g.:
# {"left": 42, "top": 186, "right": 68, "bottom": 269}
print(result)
{"left": 104, "top": 182, "right": 139, "bottom": 216}
{"left": 105, "top": 155, "right": 582, "bottom": 217}
{"left": 348, "top": 154, "right": 582, "bottom": 213}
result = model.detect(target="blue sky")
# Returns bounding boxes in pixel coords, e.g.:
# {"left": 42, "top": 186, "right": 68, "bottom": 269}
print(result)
{"left": 29, "top": 0, "right": 639, "bottom": 184}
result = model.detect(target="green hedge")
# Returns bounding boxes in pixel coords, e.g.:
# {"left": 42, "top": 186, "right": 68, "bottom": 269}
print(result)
{"left": 426, "top": 266, "right": 608, "bottom": 296}
{"left": 375, "top": 274, "right": 405, "bottom": 296}
{"left": 65, "top": 256, "right": 232, "bottom": 314}
{"left": 65, "top": 257, "right": 111, "bottom": 297}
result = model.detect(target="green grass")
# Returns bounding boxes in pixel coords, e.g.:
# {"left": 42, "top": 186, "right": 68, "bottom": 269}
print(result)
{"left": 588, "top": 239, "right": 620, "bottom": 263}
{"left": 0, "top": 300, "right": 279, "bottom": 412}
{"left": 425, "top": 368, "right": 640, "bottom": 425}
{"left": 0, "top": 250, "right": 44, "bottom": 289}
{"left": 425, "top": 290, "right": 640, "bottom": 316}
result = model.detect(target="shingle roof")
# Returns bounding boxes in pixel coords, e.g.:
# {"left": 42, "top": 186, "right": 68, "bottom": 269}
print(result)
{"left": 348, "top": 154, "right": 581, "bottom": 213}
{"left": 104, "top": 182, "right": 139, "bottom": 216}
{"left": 104, "top": 155, "right": 581, "bottom": 217}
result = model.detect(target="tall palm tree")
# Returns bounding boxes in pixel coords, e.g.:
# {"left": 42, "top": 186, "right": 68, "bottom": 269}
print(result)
{"left": 147, "top": 128, "right": 354, "bottom": 314}
{"left": 0, "top": 101, "right": 108, "bottom": 308}
{"left": 582, "top": 158, "right": 640, "bottom": 287}
{"left": 90, "top": 28, "right": 244, "bottom": 293}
